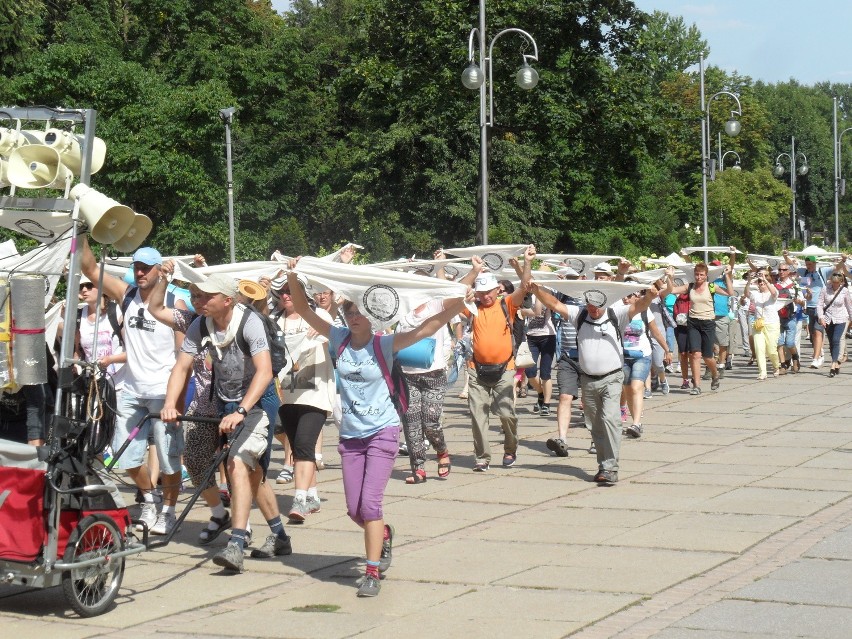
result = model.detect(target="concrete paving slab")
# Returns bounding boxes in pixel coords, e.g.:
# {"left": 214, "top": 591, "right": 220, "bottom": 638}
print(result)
{"left": 498, "top": 545, "right": 731, "bottom": 594}
{"left": 651, "top": 628, "right": 780, "bottom": 639}
{"left": 731, "top": 557, "right": 852, "bottom": 606}
{"left": 672, "top": 600, "right": 852, "bottom": 638}
{"left": 697, "top": 486, "right": 848, "bottom": 516}
{"left": 566, "top": 482, "right": 730, "bottom": 512}
{"left": 653, "top": 427, "right": 762, "bottom": 446}
{"left": 751, "top": 467, "right": 852, "bottom": 492}
{"left": 799, "top": 449, "right": 852, "bottom": 469}
{"left": 606, "top": 511, "right": 797, "bottom": 552}
{"left": 616, "top": 442, "right": 717, "bottom": 463}
{"left": 803, "top": 526, "right": 852, "bottom": 560}
{"left": 695, "top": 445, "right": 825, "bottom": 467}
{"left": 419, "top": 474, "right": 582, "bottom": 505}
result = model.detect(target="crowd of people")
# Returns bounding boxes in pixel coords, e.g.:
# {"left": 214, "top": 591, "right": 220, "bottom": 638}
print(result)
{"left": 3, "top": 240, "right": 851, "bottom": 598}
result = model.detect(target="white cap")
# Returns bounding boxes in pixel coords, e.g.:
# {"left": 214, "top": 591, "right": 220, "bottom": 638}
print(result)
{"left": 593, "top": 262, "right": 614, "bottom": 274}
{"left": 474, "top": 272, "right": 499, "bottom": 292}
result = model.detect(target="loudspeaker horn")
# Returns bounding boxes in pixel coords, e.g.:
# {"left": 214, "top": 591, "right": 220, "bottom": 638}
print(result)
{"left": 70, "top": 183, "right": 136, "bottom": 244}
{"left": 112, "top": 213, "right": 153, "bottom": 253}
{"left": 42, "top": 128, "right": 107, "bottom": 175}
{"left": 7, "top": 145, "right": 72, "bottom": 189}
{"left": 0, "top": 127, "right": 27, "bottom": 157}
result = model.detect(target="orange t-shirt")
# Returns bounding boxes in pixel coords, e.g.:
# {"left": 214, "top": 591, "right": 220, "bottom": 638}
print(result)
{"left": 465, "top": 297, "right": 518, "bottom": 370}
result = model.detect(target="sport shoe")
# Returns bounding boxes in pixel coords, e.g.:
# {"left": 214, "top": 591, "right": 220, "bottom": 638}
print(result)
{"left": 680, "top": 379, "right": 690, "bottom": 390}
{"left": 701, "top": 370, "right": 710, "bottom": 380}
{"left": 546, "top": 437, "right": 570, "bottom": 457}
{"left": 276, "top": 466, "right": 293, "bottom": 484}
{"left": 664, "top": 364, "right": 675, "bottom": 374}
{"left": 811, "top": 357, "right": 823, "bottom": 369}
{"left": 620, "top": 405, "right": 628, "bottom": 422}
{"left": 588, "top": 440, "right": 596, "bottom": 454}
{"left": 539, "top": 404, "right": 550, "bottom": 417}
{"left": 724, "top": 359, "right": 733, "bottom": 371}
{"left": 643, "top": 389, "right": 652, "bottom": 399}
{"left": 625, "top": 423, "right": 643, "bottom": 439}
{"left": 306, "top": 495, "right": 322, "bottom": 513}
{"left": 689, "top": 386, "right": 702, "bottom": 396}
{"left": 250, "top": 534, "right": 292, "bottom": 558}
{"left": 593, "top": 469, "right": 618, "bottom": 485}
{"left": 136, "top": 502, "right": 158, "bottom": 532}
{"left": 213, "top": 541, "right": 245, "bottom": 572}
{"left": 532, "top": 402, "right": 541, "bottom": 414}
{"left": 398, "top": 441, "right": 409, "bottom": 456}
{"left": 150, "top": 511, "right": 177, "bottom": 536}
{"left": 288, "top": 496, "right": 310, "bottom": 523}
{"left": 661, "top": 381, "right": 670, "bottom": 395}
{"left": 502, "top": 453, "right": 516, "bottom": 467}
{"left": 473, "top": 462, "right": 489, "bottom": 472}
{"left": 379, "top": 524, "right": 394, "bottom": 572}
{"left": 357, "top": 574, "right": 381, "bottom": 597}
{"left": 711, "top": 376, "right": 721, "bottom": 390}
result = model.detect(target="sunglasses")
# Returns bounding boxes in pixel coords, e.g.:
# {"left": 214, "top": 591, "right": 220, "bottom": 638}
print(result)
{"left": 79, "top": 283, "right": 94, "bottom": 291}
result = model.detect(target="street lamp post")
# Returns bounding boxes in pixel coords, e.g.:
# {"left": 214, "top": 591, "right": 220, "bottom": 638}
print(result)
{"left": 700, "top": 54, "right": 742, "bottom": 262}
{"left": 462, "top": 0, "right": 539, "bottom": 245}
{"left": 773, "top": 136, "right": 808, "bottom": 243}
{"left": 833, "top": 97, "right": 852, "bottom": 251}
{"left": 219, "top": 106, "right": 237, "bottom": 264}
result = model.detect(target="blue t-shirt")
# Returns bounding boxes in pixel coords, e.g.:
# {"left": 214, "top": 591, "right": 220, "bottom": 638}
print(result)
{"left": 797, "top": 266, "right": 832, "bottom": 309}
{"left": 329, "top": 326, "right": 398, "bottom": 439}
{"left": 712, "top": 278, "right": 730, "bottom": 317}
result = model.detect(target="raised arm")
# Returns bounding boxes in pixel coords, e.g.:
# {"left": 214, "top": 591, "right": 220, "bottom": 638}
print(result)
{"left": 528, "top": 283, "right": 570, "bottom": 317}
{"left": 628, "top": 282, "right": 661, "bottom": 317}
{"left": 147, "top": 260, "right": 180, "bottom": 329}
{"left": 80, "top": 235, "right": 129, "bottom": 303}
{"left": 509, "top": 244, "right": 535, "bottom": 307}
{"left": 392, "top": 295, "right": 470, "bottom": 353}
{"left": 459, "top": 255, "right": 485, "bottom": 288}
{"left": 287, "top": 269, "right": 332, "bottom": 339}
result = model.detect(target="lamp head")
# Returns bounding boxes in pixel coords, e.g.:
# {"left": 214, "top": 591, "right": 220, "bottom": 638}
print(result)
{"left": 773, "top": 163, "right": 785, "bottom": 178}
{"left": 798, "top": 163, "right": 809, "bottom": 176}
{"left": 731, "top": 163, "right": 742, "bottom": 171}
{"left": 219, "top": 107, "right": 236, "bottom": 123}
{"left": 724, "top": 118, "right": 742, "bottom": 137}
{"left": 515, "top": 62, "right": 539, "bottom": 90}
{"left": 461, "top": 63, "right": 484, "bottom": 90}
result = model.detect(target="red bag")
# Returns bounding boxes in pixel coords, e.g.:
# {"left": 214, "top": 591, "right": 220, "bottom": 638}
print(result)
{"left": 0, "top": 465, "right": 46, "bottom": 562}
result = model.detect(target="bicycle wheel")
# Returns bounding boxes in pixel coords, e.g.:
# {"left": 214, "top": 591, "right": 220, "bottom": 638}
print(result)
{"left": 61, "top": 513, "right": 125, "bottom": 617}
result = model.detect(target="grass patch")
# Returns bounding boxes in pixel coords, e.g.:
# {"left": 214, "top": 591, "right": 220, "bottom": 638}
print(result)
{"left": 292, "top": 604, "right": 341, "bottom": 613}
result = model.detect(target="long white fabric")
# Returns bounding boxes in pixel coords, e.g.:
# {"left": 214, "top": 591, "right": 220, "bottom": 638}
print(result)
{"left": 533, "top": 279, "right": 646, "bottom": 307}
{"left": 294, "top": 256, "right": 473, "bottom": 330}
{"left": 443, "top": 244, "right": 529, "bottom": 272}
{"left": 534, "top": 253, "right": 622, "bottom": 278}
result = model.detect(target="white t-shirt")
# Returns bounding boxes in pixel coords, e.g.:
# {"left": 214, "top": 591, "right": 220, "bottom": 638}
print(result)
{"left": 278, "top": 308, "right": 336, "bottom": 412}
{"left": 394, "top": 299, "right": 452, "bottom": 374}
{"left": 77, "top": 305, "right": 126, "bottom": 391}
{"left": 622, "top": 312, "right": 653, "bottom": 358}
{"left": 749, "top": 289, "right": 780, "bottom": 324}
{"left": 122, "top": 289, "right": 176, "bottom": 398}
{"left": 568, "top": 305, "right": 630, "bottom": 375}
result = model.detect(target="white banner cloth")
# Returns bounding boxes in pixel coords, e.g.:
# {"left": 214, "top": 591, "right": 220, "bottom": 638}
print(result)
{"left": 294, "top": 256, "right": 473, "bottom": 329}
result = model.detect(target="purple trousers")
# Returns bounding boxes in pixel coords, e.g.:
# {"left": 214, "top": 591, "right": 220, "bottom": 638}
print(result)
{"left": 338, "top": 426, "right": 399, "bottom": 526}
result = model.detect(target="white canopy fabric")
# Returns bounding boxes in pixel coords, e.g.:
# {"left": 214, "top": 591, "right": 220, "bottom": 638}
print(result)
{"left": 443, "top": 244, "right": 529, "bottom": 273}
{"left": 535, "top": 254, "right": 622, "bottom": 278}
{"left": 533, "top": 279, "right": 646, "bottom": 307}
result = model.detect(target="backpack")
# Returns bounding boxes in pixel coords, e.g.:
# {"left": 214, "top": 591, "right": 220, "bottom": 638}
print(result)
{"left": 776, "top": 282, "right": 798, "bottom": 321}
{"left": 576, "top": 307, "right": 623, "bottom": 360}
{"left": 200, "top": 305, "right": 287, "bottom": 376}
{"left": 76, "top": 300, "right": 124, "bottom": 351}
{"left": 334, "top": 333, "right": 409, "bottom": 415}
{"left": 673, "top": 282, "right": 716, "bottom": 326}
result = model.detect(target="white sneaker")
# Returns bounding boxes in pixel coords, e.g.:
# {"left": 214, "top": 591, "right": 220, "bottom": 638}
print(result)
{"left": 305, "top": 495, "right": 321, "bottom": 513}
{"left": 811, "top": 357, "right": 823, "bottom": 369}
{"left": 137, "top": 503, "right": 158, "bottom": 531}
{"left": 151, "top": 511, "right": 177, "bottom": 535}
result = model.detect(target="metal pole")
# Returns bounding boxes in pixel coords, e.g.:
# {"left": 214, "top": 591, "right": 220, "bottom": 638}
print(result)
{"left": 478, "top": 0, "right": 488, "bottom": 245}
{"left": 699, "top": 54, "right": 709, "bottom": 263}
{"left": 835, "top": 97, "right": 840, "bottom": 251}
{"left": 791, "top": 136, "right": 797, "bottom": 242}
{"left": 221, "top": 110, "right": 236, "bottom": 263}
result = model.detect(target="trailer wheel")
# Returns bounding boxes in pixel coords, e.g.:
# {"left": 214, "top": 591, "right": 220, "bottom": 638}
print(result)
{"left": 61, "top": 514, "right": 125, "bottom": 617}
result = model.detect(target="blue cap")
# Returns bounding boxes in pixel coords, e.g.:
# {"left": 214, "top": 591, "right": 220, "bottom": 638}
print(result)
{"left": 132, "top": 247, "right": 162, "bottom": 266}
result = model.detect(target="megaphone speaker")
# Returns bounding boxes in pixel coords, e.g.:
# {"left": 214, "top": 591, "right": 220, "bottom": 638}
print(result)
{"left": 43, "top": 128, "right": 107, "bottom": 175}
{"left": 70, "top": 183, "right": 136, "bottom": 244}
{"left": 0, "top": 128, "right": 27, "bottom": 157}
{"left": 112, "top": 213, "right": 153, "bottom": 253}
{"left": 7, "top": 145, "right": 72, "bottom": 189}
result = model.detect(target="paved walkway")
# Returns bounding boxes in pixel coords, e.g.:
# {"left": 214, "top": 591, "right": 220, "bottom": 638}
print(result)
{"left": 2, "top": 354, "right": 852, "bottom": 638}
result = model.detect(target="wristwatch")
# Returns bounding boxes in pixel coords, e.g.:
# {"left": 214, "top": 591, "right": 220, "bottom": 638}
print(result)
{"left": 236, "top": 407, "right": 248, "bottom": 417}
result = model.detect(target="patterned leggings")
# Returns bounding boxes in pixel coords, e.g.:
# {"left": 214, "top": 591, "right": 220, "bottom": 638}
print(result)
{"left": 402, "top": 370, "right": 448, "bottom": 473}
{"left": 183, "top": 418, "right": 220, "bottom": 492}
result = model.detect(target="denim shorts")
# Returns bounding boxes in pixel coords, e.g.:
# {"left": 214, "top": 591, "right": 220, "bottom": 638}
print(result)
{"left": 112, "top": 394, "right": 183, "bottom": 475}
{"left": 623, "top": 356, "right": 651, "bottom": 385}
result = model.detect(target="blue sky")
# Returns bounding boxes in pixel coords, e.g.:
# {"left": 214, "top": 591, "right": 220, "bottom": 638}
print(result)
{"left": 270, "top": 1, "right": 850, "bottom": 86}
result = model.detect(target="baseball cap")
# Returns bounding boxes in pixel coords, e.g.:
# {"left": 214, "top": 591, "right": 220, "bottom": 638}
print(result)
{"left": 238, "top": 279, "right": 266, "bottom": 301}
{"left": 197, "top": 273, "right": 238, "bottom": 298}
{"left": 593, "top": 262, "right": 613, "bottom": 274}
{"left": 132, "top": 247, "right": 162, "bottom": 266}
{"left": 474, "top": 272, "right": 499, "bottom": 292}
{"left": 710, "top": 259, "right": 722, "bottom": 266}
{"left": 556, "top": 266, "right": 579, "bottom": 278}
{"left": 804, "top": 256, "right": 817, "bottom": 262}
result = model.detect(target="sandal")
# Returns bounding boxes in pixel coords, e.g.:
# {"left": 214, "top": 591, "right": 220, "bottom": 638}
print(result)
{"left": 405, "top": 469, "right": 427, "bottom": 484}
{"left": 437, "top": 451, "right": 451, "bottom": 478}
{"left": 198, "top": 511, "right": 231, "bottom": 546}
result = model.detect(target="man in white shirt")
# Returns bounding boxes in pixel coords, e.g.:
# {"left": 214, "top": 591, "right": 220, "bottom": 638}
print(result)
{"left": 529, "top": 282, "right": 661, "bottom": 485}
{"left": 81, "top": 237, "right": 185, "bottom": 535}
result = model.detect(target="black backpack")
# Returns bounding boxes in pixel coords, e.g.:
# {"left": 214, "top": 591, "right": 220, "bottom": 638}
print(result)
{"left": 200, "top": 305, "right": 287, "bottom": 375}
